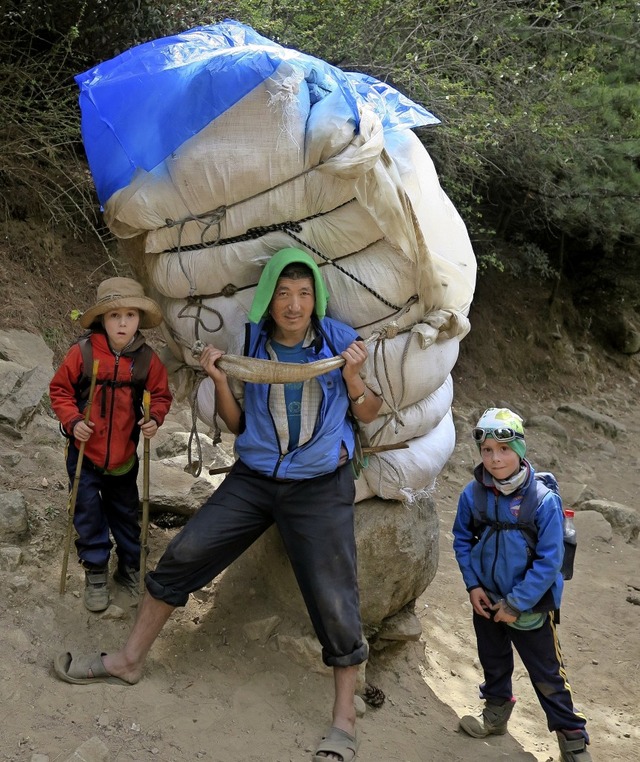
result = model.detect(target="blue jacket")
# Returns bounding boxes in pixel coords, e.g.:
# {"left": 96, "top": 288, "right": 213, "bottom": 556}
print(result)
{"left": 234, "top": 317, "right": 357, "bottom": 479}
{"left": 452, "top": 462, "right": 564, "bottom": 614}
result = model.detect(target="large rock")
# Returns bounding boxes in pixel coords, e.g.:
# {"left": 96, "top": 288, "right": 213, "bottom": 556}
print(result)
{"left": 216, "top": 492, "right": 439, "bottom": 638}
{"left": 555, "top": 403, "right": 626, "bottom": 438}
{"left": 0, "top": 330, "right": 54, "bottom": 429}
{"left": 140, "top": 460, "right": 216, "bottom": 517}
{"left": 0, "top": 489, "right": 29, "bottom": 542}
{"left": 578, "top": 499, "right": 640, "bottom": 543}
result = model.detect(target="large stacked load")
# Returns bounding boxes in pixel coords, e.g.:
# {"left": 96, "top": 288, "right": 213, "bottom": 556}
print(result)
{"left": 76, "top": 20, "right": 476, "bottom": 503}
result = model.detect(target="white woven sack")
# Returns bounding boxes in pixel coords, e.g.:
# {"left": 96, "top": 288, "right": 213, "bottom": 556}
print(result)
{"left": 103, "top": 62, "right": 317, "bottom": 239}
{"left": 354, "top": 473, "right": 375, "bottom": 503}
{"left": 385, "top": 129, "right": 476, "bottom": 316}
{"left": 363, "top": 409, "right": 455, "bottom": 501}
{"left": 153, "top": 260, "right": 446, "bottom": 368}
{"left": 142, "top": 167, "right": 358, "bottom": 255}
{"left": 363, "top": 332, "right": 459, "bottom": 412}
{"left": 144, "top": 200, "right": 384, "bottom": 298}
{"left": 361, "top": 375, "right": 453, "bottom": 446}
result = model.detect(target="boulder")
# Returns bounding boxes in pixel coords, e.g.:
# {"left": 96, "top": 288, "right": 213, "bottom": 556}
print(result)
{"left": 216, "top": 492, "right": 439, "bottom": 637}
{"left": 0, "top": 330, "right": 54, "bottom": 429}
{"left": 578, "top": 499, "right": 640, "bottom": 543}
{"left": 555, "top": 403, "right": 626, "bottom": 438}
{"left": 140, "top": 461, "right": 216, "bottom": 517}
{"left": 0, "top": 489, "right": 29, "bottom": 542}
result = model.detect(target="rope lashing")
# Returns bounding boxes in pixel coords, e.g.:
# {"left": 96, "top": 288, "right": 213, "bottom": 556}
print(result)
{"left": 177, "top": 298, "right": 225, "bottom": 340}
{"left": 160, "top": 200, "right": 354, "bottom": 255}
{"left": 165, "top": 207, "right": 227, "bottom": 294}
{"left": 284, "top": 229, "right": 409, "bottom": 312}
{"left": 159, "top": 197, "right": 410, "bottom": 314}
{"left": 186, "top": 378, "right": 204, "bottom": 477}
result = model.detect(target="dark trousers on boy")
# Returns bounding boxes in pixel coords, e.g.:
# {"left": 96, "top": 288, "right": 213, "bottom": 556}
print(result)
{"left": 66, "top": 442, "right": 141, "bottom": 571}
{"left": 473, "top": 611, "right": 588, "bottom": 739}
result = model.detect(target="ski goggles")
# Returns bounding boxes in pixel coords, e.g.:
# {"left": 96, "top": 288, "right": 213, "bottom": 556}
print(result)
{"left": 472, "top": 426, "right": 524, "bottom": 444}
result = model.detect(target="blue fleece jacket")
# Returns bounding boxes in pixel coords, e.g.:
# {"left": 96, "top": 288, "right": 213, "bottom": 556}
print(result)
{"left": 452, "top": 461, "right": 564, "bottom": 614}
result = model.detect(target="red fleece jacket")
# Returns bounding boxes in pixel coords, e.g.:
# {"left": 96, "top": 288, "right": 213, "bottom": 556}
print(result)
{"left": 49, "top": 332, "right": 172, "bottom": 471}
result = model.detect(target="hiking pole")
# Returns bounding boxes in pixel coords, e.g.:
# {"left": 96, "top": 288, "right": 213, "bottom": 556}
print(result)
{"left": 139, "top": 390, "right": 151, "bottom": 595}
{"left": 59, "top": 359, "right": 99, "bottom": 595}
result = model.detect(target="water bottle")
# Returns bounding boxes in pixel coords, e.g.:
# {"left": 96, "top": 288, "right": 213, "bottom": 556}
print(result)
{"left": 561, "top": 509, "right": 577, "bottom": 580}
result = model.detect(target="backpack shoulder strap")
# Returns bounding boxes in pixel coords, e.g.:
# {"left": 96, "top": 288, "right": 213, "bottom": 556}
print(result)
{"left": 518, "top": 478, "right": 550, "bottom": 524}
{"left": 75, "top": 335, "right": 94, "bottom": 399}
{"left": 471, "top": 480, "right": 489, "bottom": 523}
{"left": 470, "top": 478, "right": 548, "bottom": 552}
{"left": 243, "top": 322, "right": 252, "bottom": 357}
{"left": 78, "top": 335, "right": 92, "bottom": 376}
{"left": 513, "top": 478, "right": 550, "bottom": 550}
{"left": 130, "top": 343, "right": 153, "bottom": 390}
{"left": 127, "top": 343, "right": 154, "bottom": 422}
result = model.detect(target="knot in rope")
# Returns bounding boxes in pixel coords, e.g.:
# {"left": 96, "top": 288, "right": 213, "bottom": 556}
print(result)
{"left": 221, "top": 283, "right": 238, "bottom": 298}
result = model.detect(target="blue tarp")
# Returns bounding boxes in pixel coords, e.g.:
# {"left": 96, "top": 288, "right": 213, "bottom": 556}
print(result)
{"left": 75, "top": 19, "right": 440, "bottom": 205}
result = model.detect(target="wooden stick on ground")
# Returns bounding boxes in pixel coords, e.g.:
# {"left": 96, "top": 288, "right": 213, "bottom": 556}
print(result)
{"left": 139, "top": 390, "right": 151, "bottom": 595}
{"left": 59, "top": 359, "right": 99, "bottom": 595}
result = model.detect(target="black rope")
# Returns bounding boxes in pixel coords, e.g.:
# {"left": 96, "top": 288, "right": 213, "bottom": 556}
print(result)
{"left": 162, "top": 194, "right": 418, "bottom": 318}
{"left": 160, "top": 199, "right": 355, "bottom": 255}
{"left": 284, "top": 229, "right": 407, "bottom": 312}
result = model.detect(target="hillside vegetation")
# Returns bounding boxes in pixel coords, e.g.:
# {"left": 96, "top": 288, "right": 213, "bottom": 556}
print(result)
{"left": 1, "top": 1, "right": 638, "bottom": 353}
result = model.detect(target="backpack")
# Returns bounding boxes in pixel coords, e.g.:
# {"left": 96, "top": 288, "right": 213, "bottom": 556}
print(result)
{"left": 73, "top": 335, "right": 153, "bottom": 435}
{"left": 471, "top": 472, "right": 576, "bottom": 581}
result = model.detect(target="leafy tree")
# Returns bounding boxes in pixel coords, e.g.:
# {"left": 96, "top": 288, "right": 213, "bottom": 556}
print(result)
{"left": 229, "top": 1, "right": 639, "bottom": 280}
{"left": 0, "top": 1, "right": 216, "bottom": 233}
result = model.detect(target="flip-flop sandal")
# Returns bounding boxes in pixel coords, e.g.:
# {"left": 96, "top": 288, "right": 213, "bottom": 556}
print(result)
{"left": 312, "top": 726, "right": 358, "bottom": 762}
{"left": 53, "top": 651, "right": 134, "bottom": 686}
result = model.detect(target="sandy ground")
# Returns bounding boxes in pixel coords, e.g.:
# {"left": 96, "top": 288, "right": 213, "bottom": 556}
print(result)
{"left": 1, "top": 261, "right": 639, "bottom": 761}
{"left": 2, "top": 372, "right": 639, "bottom": 762}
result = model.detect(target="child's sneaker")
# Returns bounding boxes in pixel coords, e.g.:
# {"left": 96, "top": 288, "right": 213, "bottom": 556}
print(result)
{"left": 459, "top": 698, "right": 516, "bottom": 738}
{"left": 113, "top": 564, "right": 140, "bottom": 594}
{"left": 84, "top": 568, "right": 109, "bottom": 612}
{"left": 557, "top": 731, "right": 592, "bottom": 762}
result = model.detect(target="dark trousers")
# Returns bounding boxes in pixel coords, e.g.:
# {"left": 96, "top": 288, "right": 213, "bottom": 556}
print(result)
{"left": 473, "top": 611, "right": 588, "bottom": 738}
{"left": 147, "top": 460, "right": 367, "bottom": 668}
{"left": 66, "top": 442, "right": 140, "bottom": 570}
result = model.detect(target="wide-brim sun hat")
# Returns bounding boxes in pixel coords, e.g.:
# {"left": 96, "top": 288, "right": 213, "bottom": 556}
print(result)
{"left": 80, "top": 277, "right": 163, "bottom": 329}
{"left": 247, "top": 247, "right": 330, "bottom": 324}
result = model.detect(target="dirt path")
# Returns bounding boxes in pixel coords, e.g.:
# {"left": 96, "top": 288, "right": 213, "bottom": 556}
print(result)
{"left": 3, "top": 384, "right": 639, "bottom": 761}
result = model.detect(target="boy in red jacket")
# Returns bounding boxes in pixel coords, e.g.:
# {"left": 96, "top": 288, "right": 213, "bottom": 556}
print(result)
{"left": 50, "top": 277, "right": 172, "bottom": 611}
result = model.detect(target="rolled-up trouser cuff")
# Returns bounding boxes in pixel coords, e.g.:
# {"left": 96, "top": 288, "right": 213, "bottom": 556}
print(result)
{"left": 145, "top": 572, "right": 190, "bottom": 607}
{"left": 323, "top": 640, "right": 369, "bottom": 668}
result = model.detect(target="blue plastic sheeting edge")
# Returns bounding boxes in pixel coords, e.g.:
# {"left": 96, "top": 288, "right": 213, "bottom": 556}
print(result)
{"left": 75, "top": 19, "right": 440, "bottom": 205}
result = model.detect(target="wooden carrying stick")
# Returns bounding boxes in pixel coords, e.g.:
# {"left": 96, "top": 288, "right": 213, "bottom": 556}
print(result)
{"left": 139, "top": 390, "right": 151, "bottom": 594}
{"left": 59, "top": 359, "right": 99, "bottom": 594}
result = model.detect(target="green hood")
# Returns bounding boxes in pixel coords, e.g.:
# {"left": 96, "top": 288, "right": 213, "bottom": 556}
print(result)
{"left": 248, "top": 248, "right": 330, "bottom": 324}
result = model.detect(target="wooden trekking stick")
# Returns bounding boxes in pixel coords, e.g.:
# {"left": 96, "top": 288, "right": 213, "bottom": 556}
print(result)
{"left": 59, "top": 359, "right": 99, "bottom": 595}
{"left": 139, "top": 390, "right": 151, "bottom": 595}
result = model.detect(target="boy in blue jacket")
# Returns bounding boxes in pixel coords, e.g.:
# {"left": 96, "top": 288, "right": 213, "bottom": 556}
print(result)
{"left": 452, "top": 408, "right": 592, "bottom": 762}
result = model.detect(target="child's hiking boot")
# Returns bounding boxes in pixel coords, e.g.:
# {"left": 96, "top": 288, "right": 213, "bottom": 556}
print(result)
{"left": 459, "top": 697, "right": 515, "bottom": 738}
{"left": 113, "top": 564, "right": 140, "bottom": 594}
{"left": 84, "top": 568, "right": 109, "bottom": 612}
{"left": 557, "top": 731, "right": 592, "bottom": 762}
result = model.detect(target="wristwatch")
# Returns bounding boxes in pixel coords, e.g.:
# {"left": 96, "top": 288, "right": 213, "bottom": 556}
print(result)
{"left": 349, "top": 389, "right": 367, "bottom": 405}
